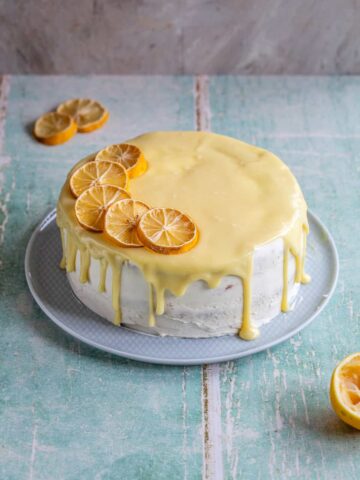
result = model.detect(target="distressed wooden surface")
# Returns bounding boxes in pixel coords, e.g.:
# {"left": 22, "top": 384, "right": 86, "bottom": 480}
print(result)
{"left": 0, "top": 75, "right": 359, "bottom": 480}
{"left": 209, "top": 77, "right": 360, "bottom": 479}
{"left": 0, "top": 76, "right": 203, "bottom": 480}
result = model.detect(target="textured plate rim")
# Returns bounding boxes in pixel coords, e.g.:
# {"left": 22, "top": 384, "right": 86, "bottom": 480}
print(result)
{"left": 25, "top": 209, "right": 339, "bottom": 365}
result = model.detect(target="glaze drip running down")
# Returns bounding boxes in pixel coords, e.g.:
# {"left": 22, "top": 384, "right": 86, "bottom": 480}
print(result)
{"left": 57, "top": 131, "right": 310, "bottom": 340}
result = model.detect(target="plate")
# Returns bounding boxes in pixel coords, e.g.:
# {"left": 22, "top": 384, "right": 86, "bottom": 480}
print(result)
{"left": 25, "top": 210, "right": 339, "bottom": 365}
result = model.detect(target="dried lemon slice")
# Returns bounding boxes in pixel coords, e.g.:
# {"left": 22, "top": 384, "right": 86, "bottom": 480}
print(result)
{"left": 57, "top": 98, "right": 109, "bottom": 133}
{"left": 105, "top": 199, "right": 150, "bottom": 247}
{"left": 137, "top": 208, "right": 199, "bottom": 254}
{"left": 70, "top": 160, "right": 128, "bottom": 198}
{"left": 95, "top": 144, "right": 147, "bottom": 178}
{"left": 75, "top": 185, "right": 130, "bottom": 232}
{"left": 33, "top": 112, "right": 76, "bottom": 145}
{"left": 330, "top": 353, "right": 360, "bottom": 430}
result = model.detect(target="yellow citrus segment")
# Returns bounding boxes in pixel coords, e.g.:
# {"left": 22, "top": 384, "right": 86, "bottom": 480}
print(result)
{"left": 95, "top": 144, "right": 147, "bottom": 178}
{"left": 57, "top": 98, "right": 109, "bottom": 133}
{"left": 75, "top": 185, "right": 130, "bottom": 232}
{"left": 137, "top": 208, "right": 199, "bottom": 255}
{"left": 105, "top": 199, "right": 150, "bottom": 247}
{"left": 33, "top": 112, "right": 76, "bottom": 145}
{"left": 330, "top": 353, "right": 360, "bottom": 430}
{"left": 70, "top": 160, "right": 128, "bottom": 198}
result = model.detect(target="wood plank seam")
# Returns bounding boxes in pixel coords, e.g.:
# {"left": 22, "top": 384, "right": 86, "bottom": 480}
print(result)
{"left": 29, "top": 424, "right": 38, "bottom": 480}
{"left": 0, "top": 75, "right": 11, "bottom": 251}
{"left": 182, "top": 367, "right": 189, "bottom": 480}
{"left": 196, "top": 75, "right": 224, "bottom": 480}
{"left": 0, "top": 75, "right": 10, "bottom": 151}
{"left": 222, "top": 361, "right": 239, "bottom": 479}
{"left": 195, "top": 75, "right": 211, "bottom": 132}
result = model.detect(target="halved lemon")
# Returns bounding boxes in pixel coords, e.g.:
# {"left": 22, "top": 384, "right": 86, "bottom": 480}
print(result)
{"left": 33, "top": 112, "right": 77, "bottom": 145}
{"left": 75, "top": 185, "right": 130, "bottom": 232}
{"left": 95, "top": 144, "right": 147, "bottom": 178}
{"left": 137, "top": 208, "right": 199, "bottom": 255}
{"left": 330, "top": 352, "right": 360, "bottom": 429}
{"left": 105, "top": 199, "right": 150, "bottom": 247}
{"left": 70, "top": 160, "right": 128, "bottom": 198}
{"left": 57, "top": 98, "right": 109, "bottom": 133}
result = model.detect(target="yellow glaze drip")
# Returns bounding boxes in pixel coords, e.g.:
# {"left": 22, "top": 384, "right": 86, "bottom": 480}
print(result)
{"left": 111, "top": 261, "right": 123, "bottom": 326}
{"left": 98, "top": 258, "right": 108, "bottom": 293}
{"left": 148, "top": 284, "right": 156, "bottom": 327}
{"left": 155, "top": 287, "right": 165, "bottom": 316}
{"left": 59, "top": 227, "right": 67, "bottom": 269}
{"left": 301, "top": 225, "right": 311, "bottom": 284}
{"left": 293, "top": 247, "right": 302, "bottom": 283}
{"left": 281, "top": 244, "right": 289, "bottom": 312}
{"left": 65, "top": 232, "right": 77, "bottom": 273}
{"left": 79, "top": 249, "right": 91, "bottom": 283}
{"left": 239, "top": 254, "right": 259, "bottom": 340}
{"left": 56, "top": 131, "right": 310, "bottom": 339}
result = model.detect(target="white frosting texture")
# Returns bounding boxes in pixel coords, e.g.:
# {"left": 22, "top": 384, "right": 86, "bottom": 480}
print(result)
{"left": 68, "top": 237, "right": 300, "bottom": 337}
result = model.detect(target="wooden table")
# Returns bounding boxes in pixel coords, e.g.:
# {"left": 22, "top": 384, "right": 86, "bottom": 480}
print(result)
{"left": 0, "top": 75, "right": 359, "bottom": 480}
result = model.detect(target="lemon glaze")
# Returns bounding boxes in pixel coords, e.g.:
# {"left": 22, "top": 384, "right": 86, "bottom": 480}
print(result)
{"left": 56, "top": 131, "right": 310, "bottom": 340}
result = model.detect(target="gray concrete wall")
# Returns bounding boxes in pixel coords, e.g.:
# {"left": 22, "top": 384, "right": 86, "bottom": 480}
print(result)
{"left": 0, "top": 0, "right": 359, "bottom": 74}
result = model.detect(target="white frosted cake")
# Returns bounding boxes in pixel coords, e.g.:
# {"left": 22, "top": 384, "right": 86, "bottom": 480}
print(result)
{"left": 56, "top": 131, "right": 310, "bottom": 340}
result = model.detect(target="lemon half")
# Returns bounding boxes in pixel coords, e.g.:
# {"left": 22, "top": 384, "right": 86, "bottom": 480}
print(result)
{"left": 330, "top": 352, "right": 360, "bottom": 430}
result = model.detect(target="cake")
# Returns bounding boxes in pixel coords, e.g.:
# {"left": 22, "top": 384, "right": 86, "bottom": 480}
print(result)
{"left": 56, "top": 131, "right": 310, "bottom": 340}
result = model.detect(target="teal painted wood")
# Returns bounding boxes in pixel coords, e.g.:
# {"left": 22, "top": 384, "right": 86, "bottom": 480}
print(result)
{"left": 209, "top": 77, "right": 360, "bottom": 479}
{"left": 0, "top": 76, "right": 202, "bottom": 480}
{"left": 1, "top": 75, "right": 359, "bottom": 480}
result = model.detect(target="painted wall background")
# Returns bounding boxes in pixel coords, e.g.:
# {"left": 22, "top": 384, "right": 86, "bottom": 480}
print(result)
{"left": 0, "top": 0, "right": 359, "bottom": 75}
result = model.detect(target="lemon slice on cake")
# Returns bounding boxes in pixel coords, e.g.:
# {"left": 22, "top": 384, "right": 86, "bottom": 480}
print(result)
{"left": 75, "top": 185, "right": 130, "bottom": 232}
{"left": 330, "top": 352, "right": 360, "bottom": 429}
{"left": 70, "top": 161, "right": 128, "bottom": 198}
{"left": 95, "top": 144, "right": 147, "bottom": 178}
{"left": 137, "top": 208, "right": 199, "bottom": 255}
{"left": 57, "top": 98, "right": 109, "bottom": 133}
{"left": 34, "top": 112, "right": 77, "bottom": 145}
{"left": 105, "top": 199, "right": 150, "bottom": 247}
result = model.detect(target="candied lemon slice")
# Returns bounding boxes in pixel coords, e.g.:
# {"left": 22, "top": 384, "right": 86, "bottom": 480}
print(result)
{"left": 95, "top": 144, "right": 147, "bottom": 178}
{"left": 33, "top": 112, "right": 76, "bottom": 145}
{"left": 330, "top": 352, "right": 360, "bottom": 430}
{"left": 57, "top": 98, "right": 109, "bottom": 133}
{"left": 70, "top": 160, "right": 128, "bottom": 198}
{"left": 75, "top": 185, "right": 130, "bottom": 232}
{"left": 137, "top": 208, "right": 199, "bottom": 254}
{"left": 105, "top": 199, "right": 150, "bottom": 247}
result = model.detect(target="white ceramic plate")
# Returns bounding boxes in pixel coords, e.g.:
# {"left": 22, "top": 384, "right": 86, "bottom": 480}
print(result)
{"left": 25, "top": 210, "right": 338, "bottom": 365}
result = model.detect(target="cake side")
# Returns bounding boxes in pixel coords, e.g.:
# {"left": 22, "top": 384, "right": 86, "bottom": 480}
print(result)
{"left": 66, "top": 236, "right": 300, "bottom": 337}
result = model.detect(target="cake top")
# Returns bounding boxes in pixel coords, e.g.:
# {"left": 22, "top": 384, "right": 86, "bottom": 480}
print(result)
{"left": 58, "top": 131, "right": 307, "bottom": 273}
